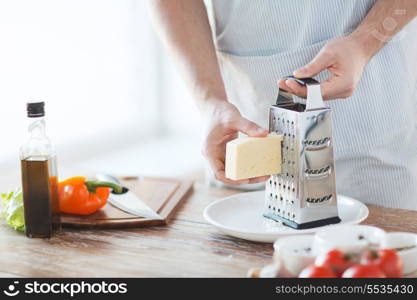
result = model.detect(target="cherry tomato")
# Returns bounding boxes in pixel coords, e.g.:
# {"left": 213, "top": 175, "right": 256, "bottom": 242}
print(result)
{"left": 299, "top": 265, "right": 338, "bottom": 278}
{"left": 361, "top": 249, "right": 403, "bottom": 278}
{"left": 315, "top": 249, "right": 353, "bottom": 276}
{"left": 342, "top": 264, "right": 386, "bottom": 278}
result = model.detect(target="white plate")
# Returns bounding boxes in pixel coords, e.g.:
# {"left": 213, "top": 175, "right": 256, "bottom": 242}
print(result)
{"left": 204, "top": 191, "right": 369, "bottom": 243}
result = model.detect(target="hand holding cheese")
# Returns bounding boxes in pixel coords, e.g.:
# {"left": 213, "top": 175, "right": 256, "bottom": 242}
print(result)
{"left": 200, "top": 101, "right": 270, "bottom": 185}
{"left": 225, "top": 134, "right": 283, "bottom": 180}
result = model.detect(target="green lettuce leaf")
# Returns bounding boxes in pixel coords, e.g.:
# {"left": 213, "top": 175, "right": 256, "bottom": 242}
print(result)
{"left": 1, "top": 188, "right": 25, "bottom": 232}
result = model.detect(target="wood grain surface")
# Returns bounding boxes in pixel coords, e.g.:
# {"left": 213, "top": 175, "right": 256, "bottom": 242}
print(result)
{"left": 0, "top": 180, "right": 416, "bottom": 278}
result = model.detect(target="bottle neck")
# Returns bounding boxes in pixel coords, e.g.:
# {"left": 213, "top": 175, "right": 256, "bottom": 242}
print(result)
{"left": 28, "top": 116, "right": 46, "bottom": 138}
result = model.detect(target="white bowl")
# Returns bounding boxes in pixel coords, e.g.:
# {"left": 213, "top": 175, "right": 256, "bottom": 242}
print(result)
{"left": 273, "top": 235, "right": 316, "bottom": 277}
{"left": 313, "top": 225, "right": 386, "bottom": 254}
{"left": 271, "top": 226, "right": 417, "bottom": 277}
{"left": 382, "top": 232, "right": 417, "bottom": 275}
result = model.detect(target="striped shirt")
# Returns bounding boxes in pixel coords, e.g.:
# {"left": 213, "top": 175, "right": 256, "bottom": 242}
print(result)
{"left": 205, "top": 0, "right": 417, "bottom": 209}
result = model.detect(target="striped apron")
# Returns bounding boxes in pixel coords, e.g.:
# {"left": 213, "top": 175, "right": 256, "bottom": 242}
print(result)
{"left": 205, "top": 0, "right": 417, "bottom": 209}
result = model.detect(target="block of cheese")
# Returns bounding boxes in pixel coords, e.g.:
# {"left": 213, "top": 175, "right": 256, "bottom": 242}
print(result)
{"left": 225, "top": 133, "right": 283, "bottom": 180}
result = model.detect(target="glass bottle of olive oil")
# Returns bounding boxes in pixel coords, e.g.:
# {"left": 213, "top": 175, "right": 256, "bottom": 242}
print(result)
{"left": 20, "top": 102, "right": 60, "bottom": 238}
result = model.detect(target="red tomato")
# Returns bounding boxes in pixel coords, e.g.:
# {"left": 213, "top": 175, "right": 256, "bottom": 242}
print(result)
{"left": 342, "top": 264, "right": 386, "bottom": 278}
{"left": 299, "top": 265, "right": 338, "bottom": 278}
{"left": 361, "top": 249, "right": 403, "bottom": 278}
{"left": 315, "top": 249, "right": 353, "bottom": 276}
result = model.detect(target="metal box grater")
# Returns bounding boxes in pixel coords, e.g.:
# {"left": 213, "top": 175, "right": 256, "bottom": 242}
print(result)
{"left": 264, "top": 76, "right": 341, "bottom": 229}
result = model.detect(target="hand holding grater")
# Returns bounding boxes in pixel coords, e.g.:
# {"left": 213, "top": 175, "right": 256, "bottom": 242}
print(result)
{"left": 264, "top": 76, "right": 341, "bottom": 229}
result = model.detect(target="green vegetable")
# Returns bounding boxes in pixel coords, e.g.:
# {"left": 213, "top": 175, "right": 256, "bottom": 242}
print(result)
{"left": 1, "top": 188, "right": 25, "bottom": 232}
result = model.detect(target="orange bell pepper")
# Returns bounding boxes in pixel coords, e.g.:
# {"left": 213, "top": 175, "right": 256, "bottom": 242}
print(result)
{"left": 58, "top": 176, "right": 122, "bottom": 215}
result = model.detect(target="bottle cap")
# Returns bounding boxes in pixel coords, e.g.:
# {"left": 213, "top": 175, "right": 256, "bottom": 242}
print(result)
{"left": 27, "top": 102, "right": 45, "bottom": 118}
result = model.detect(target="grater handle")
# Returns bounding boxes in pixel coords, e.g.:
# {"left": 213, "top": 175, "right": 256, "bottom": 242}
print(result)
{"left": 284, "top": 76, "right": 318, "bottom": 86}
{"left": 278, "top": 76, "right": 325, "bottom": 111}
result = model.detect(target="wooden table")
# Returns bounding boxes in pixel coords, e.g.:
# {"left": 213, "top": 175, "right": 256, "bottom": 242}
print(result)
{"left": 0, "top": 181, "right": 416, "bottom": 278}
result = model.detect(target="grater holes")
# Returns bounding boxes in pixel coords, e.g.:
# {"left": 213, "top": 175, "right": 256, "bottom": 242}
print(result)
{"left": 304, "top": 137, "right": 330, "bottom": 146}
{"left": 306, "top": 194, "right": 332, "bottom": 204}
{"left": 305, "top": 166, "right": 331, "bottom": 175}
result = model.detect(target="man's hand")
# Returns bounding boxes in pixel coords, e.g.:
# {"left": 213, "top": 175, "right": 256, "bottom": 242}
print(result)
{"left": 279, "top": 0, "right": 417, "bottom": 100}
{"left": 278, "top": 35, "right": 372, "bottom": 100}
{"left": 201, "top": 101, "right": 269, "bottom": 185}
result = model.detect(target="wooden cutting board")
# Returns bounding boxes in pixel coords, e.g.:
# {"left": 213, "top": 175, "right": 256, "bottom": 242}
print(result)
{"left": 61, "top": 176, "right": 193, "bottom": 229}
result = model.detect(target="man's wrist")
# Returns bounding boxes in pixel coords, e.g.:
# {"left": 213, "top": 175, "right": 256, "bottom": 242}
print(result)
{"left": 197, "top": 96, "right": 229, "bottom": 116}
{"left": 348, "top": 30, "right": 386, "bottom": 61}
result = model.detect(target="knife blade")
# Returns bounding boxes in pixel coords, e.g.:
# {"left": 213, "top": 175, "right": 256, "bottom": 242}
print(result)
{"left": 96, "top": 173, "right": 163, "bottom": 220}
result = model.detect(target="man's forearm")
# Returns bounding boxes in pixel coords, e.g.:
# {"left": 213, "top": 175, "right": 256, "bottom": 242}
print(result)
{"left": 351, "top": 0, "right": 417, "bottom": 59}
{"left": 148, "top": 0, "right": 227, "bottom": 111}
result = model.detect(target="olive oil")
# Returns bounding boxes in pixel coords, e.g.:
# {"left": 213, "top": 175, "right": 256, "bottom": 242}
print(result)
{"left": 21, "top": 158, "right": 52, "bottom": 238}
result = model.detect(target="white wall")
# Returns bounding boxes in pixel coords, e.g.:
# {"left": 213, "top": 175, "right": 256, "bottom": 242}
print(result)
{"left": 0, "top": 0, "right": 202, "bottom": 171}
